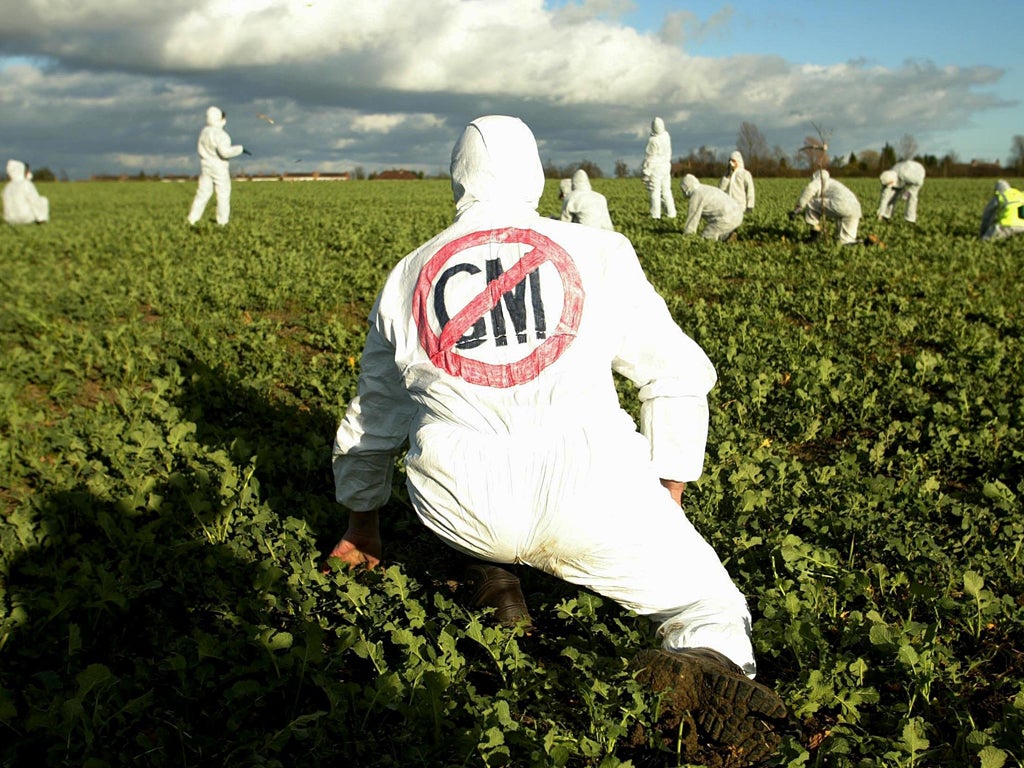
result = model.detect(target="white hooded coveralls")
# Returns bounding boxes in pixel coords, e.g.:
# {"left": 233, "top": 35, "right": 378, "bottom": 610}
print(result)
{"left": 719, "top": 151, "right": 755, "bottom": 210}
{"left": 188, "top": 106, "right": 245, "bottom": 226}
{"left": 681, "top": 174, "right": 744, "bottom": 241}
{"left": 560, "top": 169, "right": 614, "bottom": 231}
{"left": 3, "top": 160, "right": 49, "bottom": 225}
{"left": 333, "top": 115, "right": 757, "bottom": 674}
{"left": 878, "top": 160, "right": 925, "bottom": 223}
{"left": 980, "top": 179, "right": 1024, "bottom": 241}
{"left": 794, "top": 170, "right": 862, "bottom": 245}
{"left": 641, "top": 117, "right": 676, "bottom": 219}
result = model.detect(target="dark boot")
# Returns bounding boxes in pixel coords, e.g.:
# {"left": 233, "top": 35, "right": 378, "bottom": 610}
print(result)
{"left": 632, "top": 647, "right": 788, "bottom": 764}
{"left": 464, "top": 563, "right": 532, "bottom": 626}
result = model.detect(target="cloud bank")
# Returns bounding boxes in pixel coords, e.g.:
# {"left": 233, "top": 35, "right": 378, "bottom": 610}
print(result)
{"left": 0, "top": 0, "right": 1012, "bottom": 178}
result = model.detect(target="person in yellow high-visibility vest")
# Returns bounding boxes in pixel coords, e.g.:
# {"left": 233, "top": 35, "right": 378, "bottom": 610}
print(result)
{"left": 980, "top": 180, "right": 1024, "bottom": 240}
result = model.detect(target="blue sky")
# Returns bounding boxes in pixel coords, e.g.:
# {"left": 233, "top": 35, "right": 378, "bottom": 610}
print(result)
{"left": 0, "top": 0, "right": 1019, "bottom": 179}
{"left": 604, "top": 0, "right": 1021, "bottom": 162}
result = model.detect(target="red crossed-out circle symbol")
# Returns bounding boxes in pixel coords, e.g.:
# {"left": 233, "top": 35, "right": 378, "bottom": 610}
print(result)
{"left": 412, "top": 227, "right": 583, "bottom": 388}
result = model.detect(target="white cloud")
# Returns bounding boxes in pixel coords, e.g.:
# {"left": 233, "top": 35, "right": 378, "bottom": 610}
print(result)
{"left": 0, "top": 0, "right": 1015, "bottom": 177}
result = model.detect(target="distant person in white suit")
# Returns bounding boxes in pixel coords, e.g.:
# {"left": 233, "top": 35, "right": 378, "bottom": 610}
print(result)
{"left": 979, "top": 179, "right": 1024, "bottom": 241}
{"left": 560, "top": 168, "right": 614, "bottom": 231}
{"left": 718, "top": 151, "right": 755, "bottom": 211}
{"left": 3, "top": 159, "right": 49, "bottom": 225}
{"left": 642, "top": 117, "right": 676, "bottom": 220}
{"left": 877, "top": 159, "right": 925, "bottom": 223}
{"left": 187, "top": 106, "right": 248, "bottom": 226}
{"left": 790, "top": 169, "right": 862, "bottom": 245}
{"left": 680, "top": 174, "right": 744, "bottom": 241}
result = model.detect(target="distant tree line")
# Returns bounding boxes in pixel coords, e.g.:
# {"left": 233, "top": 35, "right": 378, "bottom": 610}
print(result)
{"left": 25, "top": 131, "right": 1024, "bottom": 183}
{"left": 546, "top": 125, "right": 1024, "bottom": 181}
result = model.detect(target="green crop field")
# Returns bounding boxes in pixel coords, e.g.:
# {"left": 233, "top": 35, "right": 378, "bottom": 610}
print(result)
{"left": 1, "top": 177, "right": 1023, "bottom": 767}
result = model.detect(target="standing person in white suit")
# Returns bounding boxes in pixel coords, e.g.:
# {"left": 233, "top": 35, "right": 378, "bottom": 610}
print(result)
{"left": 3, "top": 159, "right": 49, "bottom": 225}
{"left": 641, "top": 116, "right": 676, "bottom": 220}
{"left": 719, "top": 151, "right": 755, "bottom": 211}
{"left": 187, "top": 106, "right": 248, "bottom": 226}
{"left": 560, "top": 168, "right": 614, "bottom": 231}
{"left": 326, "top": 114, "right": 786, "bottom": 763}
{"left": 877, "top": 159, "right": 926, "bottom": 223}
{"left": 790, "top": 169, "right": 862, "bottom": 245}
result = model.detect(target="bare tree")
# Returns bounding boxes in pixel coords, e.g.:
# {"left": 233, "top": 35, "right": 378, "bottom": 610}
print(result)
{"left": 799, "top": 123, "right": 831, "bottom": 243}
{"left": 897, "top": 133, "right": 919, "bottom": 161}
{"left": 1009, "top": 135, "right": 1024, "bottom": 174}
{"left": 736, "top": 121, "right": 770, "bottom": 169}
{"left": 614, "top": 159, "right": 630, "bottom": 178}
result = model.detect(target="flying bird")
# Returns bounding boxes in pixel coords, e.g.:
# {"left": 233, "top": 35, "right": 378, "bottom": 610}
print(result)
{"left": 256, "top": 112, "right": 276, "bottom": 125}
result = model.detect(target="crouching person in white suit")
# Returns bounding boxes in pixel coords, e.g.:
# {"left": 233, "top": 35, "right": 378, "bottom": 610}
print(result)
{"left": 3, "top": 159, "right": 49, "bottom": 225}
{"left": 680, "top": 174, "right": 745, "bottom": 241}
{"left": 187, "top": 106, "right": 246, "bottom": 226}
{"left": 326, "top": 114, "right": 787, "bottom": 763}
{"left": 560, "top": 168, "right": 614, "bottom": 230}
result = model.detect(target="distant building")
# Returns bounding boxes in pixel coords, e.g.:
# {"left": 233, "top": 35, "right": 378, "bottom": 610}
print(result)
{"left": 372, "top": 169, "right": 420, "bottom": 180}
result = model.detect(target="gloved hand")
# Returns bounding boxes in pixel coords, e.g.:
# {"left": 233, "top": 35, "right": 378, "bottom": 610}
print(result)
{"left": 242, "top": 147, "right": 253, "bottom": 156}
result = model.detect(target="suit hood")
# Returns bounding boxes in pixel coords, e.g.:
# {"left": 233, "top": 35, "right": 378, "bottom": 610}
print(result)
{"left": 570, "top": 168, "right": 592, "bottom": 192}
{"left": 206, "top": 106, "right": 227, "bottom": 127}
{"left": 450, "top": 115, "right": 544, "bottom": 216}
{"left": 729, "top": 151, "right": 744, "bottom": 170}
{"left": 6, "top": 159, "right": 27, "bottom": 181}
{"left": 651, "top": 116, "right": 666, "bottom": 135}
{"left": 681, "top": 173, "right": 700, "bottom": 196}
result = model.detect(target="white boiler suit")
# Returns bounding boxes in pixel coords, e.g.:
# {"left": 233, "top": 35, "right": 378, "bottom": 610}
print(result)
{"left": 681, "top": 174, "right": 745, "bottom": 241}
{"left": 642, "top": 117, "right": 676, "bottom": 220}
{"left": 333, "top": 115, "right": 756, "bottom": 674}
{"left": 187, "top": 106, "right": 245, "bottom": 226}
{"left": 878, "top": 160, "right": 925, "bottom": 223}
{"left": 3, "top": 159, "right": 49, "bottom": 225}
{"left": 719, "top": 151, "right": 755, "bottom": 211}
{"left": 560, "top": 169, "right": 614, "bottom": 231}
{"left": 794, "top": 170, "right": 862, "bottom": 245}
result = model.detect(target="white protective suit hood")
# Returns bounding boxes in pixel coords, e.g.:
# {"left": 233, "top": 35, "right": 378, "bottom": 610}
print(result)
{"left": 879, "top": 170, "right": 898, "bottom": 187}
{"left": 651, "top": 117, "right": 666, "bottom": 135}
{"left": 570, "top": 168, "right": 592, "bottom": 192}
{"left": 6, "top": 159, "right": 27, "bottom": 181}
{"left": 206, "top": 106, "right": 227, "bottom": 128}
{"left": 681, "top": 173, "right": 700, "bottom": 197}
{"left": 729, "top": 151, "right": 744, "bottom": 170}
{"left": 450, "top": 115, "right": 545, "bottom": 217}
{"left": 812, "top": 169, "right": 830, "bottom": 185}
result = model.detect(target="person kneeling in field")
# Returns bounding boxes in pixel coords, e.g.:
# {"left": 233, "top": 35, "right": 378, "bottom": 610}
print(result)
{"left": 560, "top": 168, "right": 615, "bottom": 231}
{"left": 979, "top": 179, "right": 1024, "bottom": 241}
{"left": 789, "top": 169, "right": 862, "bottom": 245}
{"left": 326, "top": 114, "right": 787, "bottom": 763}
{"left": 3, "top": 159, "right": 49, "bottom": 225}
{"left": 680, "top": 173, "right": 745, "bottom": 241}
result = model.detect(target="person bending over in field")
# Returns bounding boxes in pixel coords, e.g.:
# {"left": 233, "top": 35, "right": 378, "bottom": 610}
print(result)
{"left": 187, "top": 106, "right": 249, "bottom": 227}
{"left": 560, "top": 168, "right": 615, "bottom": 231}
{"left": 979, "top": 179, "right": 1024, "bottom": 241}
{"left": 789, "top": 169, "right": 862, "bottom": 245}
{"left": 3, "top": 159, "right": 49, "bottom": 225}
{"left": 325, "top": 114, "right": 787, "bottom": 763}
{"left": 877, "top": 160, "right": 926, "bottom": 224}
{"left": 679, "top": 173, "right": 745, "bottom": 241}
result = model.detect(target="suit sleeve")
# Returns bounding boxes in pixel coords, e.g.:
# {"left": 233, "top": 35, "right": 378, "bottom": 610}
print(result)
{"left": 332, "top": 307, "right": 418, "bottom": 511}
{"left": 607, "top": 241, "right": 717, "bottom": 481}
